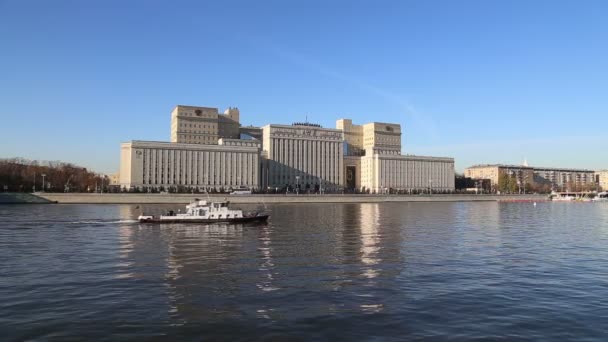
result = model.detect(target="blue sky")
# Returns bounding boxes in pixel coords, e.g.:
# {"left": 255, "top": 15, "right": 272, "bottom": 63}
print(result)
{"left": 1, "top": 0, "right": 607, "bottom": 173}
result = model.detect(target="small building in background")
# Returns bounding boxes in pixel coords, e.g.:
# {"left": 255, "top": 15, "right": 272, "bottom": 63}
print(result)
{"left": 465, "top": 164, "right": 596, "bottom": 192}
{"left": 596, "top": 170, "right": 608, "bottom": 190}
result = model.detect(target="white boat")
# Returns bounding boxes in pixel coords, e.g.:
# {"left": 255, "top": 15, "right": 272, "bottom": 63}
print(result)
{"left": 550, "top": 191, "right": 592, "bottom": 202}
{"left": 593, "top": 192, "right": 608, "bottom": 202}
{"left": 551, "top": 194, "right": 575, "bottom": 202}
{"left": 138, "top": 199, "right": 269, "bottom": 223}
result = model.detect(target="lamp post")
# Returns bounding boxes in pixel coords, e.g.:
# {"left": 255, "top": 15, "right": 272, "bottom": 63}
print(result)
{"left": 296, "top": 176, "right": 300, "bottom": 195}
{"left": 41, "top": 173, "right": 46, "bottom": 192}
{"left": 429, "top": 179, "right": 433, "bottom": 195}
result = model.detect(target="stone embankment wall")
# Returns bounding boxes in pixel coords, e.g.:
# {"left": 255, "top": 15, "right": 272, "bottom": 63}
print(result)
{"left": 0, "top": 193, "right": 54, "bottom": 204}
{"left": 37, "top": 193, "right": 549, "bottom": 204}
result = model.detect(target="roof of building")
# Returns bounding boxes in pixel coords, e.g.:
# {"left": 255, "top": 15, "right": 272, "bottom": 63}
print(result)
{"left": 466, "top": 164, "right": 593, "bottom": 172}
{"left": 292, "top": 122, "right": 322, "bottom": 127}
{"left": 174, "top": 105, "right": 218, "bottom": 110}
{"left": 262, "top": 123, "right": 342, "bottom": 132}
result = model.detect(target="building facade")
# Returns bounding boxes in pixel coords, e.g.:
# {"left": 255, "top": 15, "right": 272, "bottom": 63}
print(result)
{"left": 465, "top": 164, "right": 596, "bottom": 190}
{"left": 534, "top": 167, "right": 595, "bottom": 188}
{"left": 261, "top": 123, "right": 344, "bottom": 191}
{"left": 170, "top": 105, "right": 240, "bottom": 145}
{"left": 119, "top": 105, "right": 456, "bottom": 193}
{"left": 338, "top": 119, "right": 454, "bottom": 193}
{"left": 465, "top": 165, "right": 534, "bottom": 188}
{"left": 360, "top": 154, "right": 454, "bottom": 193}
{"left": 596, "top": 170, "right": 608, "bottom": 190}
{"left": 119, "top": 139, "right": 260, "bottom": 190}
{"left": 337, "top": 119, "right": 401, "bottom": 156}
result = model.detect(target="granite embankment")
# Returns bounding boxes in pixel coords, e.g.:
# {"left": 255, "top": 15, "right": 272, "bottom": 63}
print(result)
{"left": 35, "top": 193, "right": 549, "bottom": 204}
{"left": 0, "top": 193, "right": 55, "bottom": 204}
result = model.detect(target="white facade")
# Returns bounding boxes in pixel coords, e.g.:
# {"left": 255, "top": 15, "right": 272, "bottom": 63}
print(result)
{"left": 262, "top": 124, "right": 344, "bottom": 191}
{"left": 170, "top": 105, "right": 240, "bottom": 145}
{"left": 338, "top": 118, "right": 454, "bottom": 193}
{"left": 595, "top": 170, "right": 608, "bottom": 190}
{"left": 120, "top": 140, "right": 260, "bottom": 190}
{"left": 361, "top": 154, "right": 454, "bottom": 193}
{"left": 119, "top": 105, "right": 457, "bottom": 193}
{"left": 337, "top": 119, "right": 401, "bottom": 156}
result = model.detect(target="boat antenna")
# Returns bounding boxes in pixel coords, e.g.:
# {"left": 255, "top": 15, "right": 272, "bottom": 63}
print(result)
{"left": 204, "top": 189, "right": 211, "bottom": 202}
{"left": 261, "top": 194, "right": 268, "bottom": 211}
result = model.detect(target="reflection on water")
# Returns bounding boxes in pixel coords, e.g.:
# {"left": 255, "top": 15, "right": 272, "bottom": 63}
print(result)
{"left": 2, "top": 202, "right": 608, "bottom": 340}
{"left": 359, "top": 204, "right": 381, "bottom": 279}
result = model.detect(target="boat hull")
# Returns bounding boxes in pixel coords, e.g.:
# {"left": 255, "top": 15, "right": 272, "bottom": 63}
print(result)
{"left": 139, "top": 214, "right": 269, "bottom": 224}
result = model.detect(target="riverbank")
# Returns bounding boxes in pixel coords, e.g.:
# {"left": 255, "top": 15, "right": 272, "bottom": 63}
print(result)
{"left": 0, "top": 193, "right": 55, "bottom": 204}
{"left": 33, "top": 193, "right": 549, "bottom": 204}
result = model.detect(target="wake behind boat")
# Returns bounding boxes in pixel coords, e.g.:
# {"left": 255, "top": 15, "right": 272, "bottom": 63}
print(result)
{"left": 138, "top": 199, "right": 269, "bottom": 223}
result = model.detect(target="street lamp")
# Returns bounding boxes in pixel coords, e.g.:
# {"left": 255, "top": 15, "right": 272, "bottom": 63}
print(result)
{"left": 41, "top": 173, "right": 46, "bottom": 192}
{"left": 296, "top": 175, "right": 300, "bottom": 195}
{"left": 429, "top": 179, "right": 433, "bottom": 195}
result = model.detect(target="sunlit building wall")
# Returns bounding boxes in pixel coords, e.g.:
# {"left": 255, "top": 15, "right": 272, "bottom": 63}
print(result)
{"left": 361, "top": 154, "right": 454, "bottom": 193}
{"left": 596, "top": 170, "right": 608, "bottom": 190}
{"left": 119, "top": 139, "right": 260, "bottom": 190}
{"left": 339, "top": 118, "right": 454, "bottom": 192}
{"left": 170, "top": 105, "right": 240, "bottom": 145}
{"left": 119, "top": 105, "right": 456, "bottom": 192}
{"left": 465, "top": 164, "right": 595, "bottom": 189}
{"left": 261, "top": 123, "right": 344, "bottom": 191}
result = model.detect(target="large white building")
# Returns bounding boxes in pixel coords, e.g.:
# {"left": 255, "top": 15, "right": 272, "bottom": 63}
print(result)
{"left": 360, "top": 154, "right": 455, "bottom": 193}
{"left": 119, "top": 105, "right": 455, "bottom": 193}
{"left": 120, "top": 139, "right": 260, "bottom": 191}
{"left": 261, "top": 123, "right": 344, "bottom": 191}
{"left": 338, "top": 119, "right": 454, "bottom": 193}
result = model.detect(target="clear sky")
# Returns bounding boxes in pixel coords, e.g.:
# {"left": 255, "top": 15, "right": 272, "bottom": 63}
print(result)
{"left": 1, "top": 0, "right": 607, "bottom": 174}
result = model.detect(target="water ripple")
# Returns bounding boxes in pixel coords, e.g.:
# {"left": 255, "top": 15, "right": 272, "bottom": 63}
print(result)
{"left": 1, "top": 202, "right": 608, "bottom": 340}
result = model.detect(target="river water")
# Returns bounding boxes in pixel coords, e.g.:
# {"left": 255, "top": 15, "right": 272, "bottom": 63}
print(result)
{"left": 1, "top": 202, "right": 608, "bottom": 340}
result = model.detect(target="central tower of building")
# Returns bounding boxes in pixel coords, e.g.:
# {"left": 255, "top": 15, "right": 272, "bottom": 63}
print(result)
{"left": 170, "top": 105, "right": 240, "bottom": 145}
{"left": 261, "top": 122, "right": 344, "bottom": 192}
